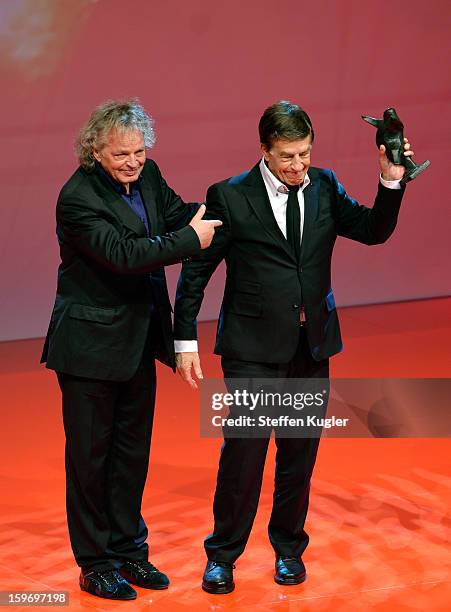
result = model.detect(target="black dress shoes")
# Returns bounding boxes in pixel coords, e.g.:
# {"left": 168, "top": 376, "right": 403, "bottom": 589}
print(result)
{"left": 202, "top": 560, "right": 235, "bottom": 594}
{"left": 274, "top": 556, "right": 307, "bottom": 585}
{"left": 79, "top": 569, "right": 137, "bottom": 600}
{"left": 119, "top": 559, "right": 170, "bottom": 590}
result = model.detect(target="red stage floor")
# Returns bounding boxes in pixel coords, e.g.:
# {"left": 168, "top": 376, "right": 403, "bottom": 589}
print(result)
{"left": 0, "top": 298, "right": 450, "bottom": 610}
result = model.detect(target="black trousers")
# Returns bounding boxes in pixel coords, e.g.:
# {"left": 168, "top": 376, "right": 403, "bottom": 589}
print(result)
{"left": 57, "top": 338, "right": 157, "bottom": 572}
{"left": 205, "top": 328, "right": 329, "bottom": 563}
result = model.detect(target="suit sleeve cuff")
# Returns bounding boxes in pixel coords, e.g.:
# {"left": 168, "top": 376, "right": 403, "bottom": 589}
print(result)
{"left": 174, "top": 340, "right": 199, "bottom": 352}
{"left": 176, "top": 224, "right": 201, "bottom": 255}
{"left": 379, "top": 175, "right": 402, "bottom": 190}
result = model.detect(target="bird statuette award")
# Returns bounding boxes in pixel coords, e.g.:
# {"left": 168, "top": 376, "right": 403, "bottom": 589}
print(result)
{"left": 362, "top": 107, "right": 430, "bottom": 183}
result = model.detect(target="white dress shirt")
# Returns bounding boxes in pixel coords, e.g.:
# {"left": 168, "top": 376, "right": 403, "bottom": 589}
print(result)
{"left": 175, "top": 163, "right": 401, "bottom": 353}
{"left": 259, "top": 157, "right": 310, "bottom": 240}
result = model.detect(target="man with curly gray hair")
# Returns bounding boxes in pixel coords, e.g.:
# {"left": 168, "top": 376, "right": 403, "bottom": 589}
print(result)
{"left": 41, "top": 99, "right": 221, "bottom": 600}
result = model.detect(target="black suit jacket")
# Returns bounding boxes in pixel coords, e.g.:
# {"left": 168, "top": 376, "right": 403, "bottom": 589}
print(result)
{"left": 41, "top": 159, "right": 200, "bottom": 380}
{"left": 174, "top": 163, "right": 404, "bottom": 362}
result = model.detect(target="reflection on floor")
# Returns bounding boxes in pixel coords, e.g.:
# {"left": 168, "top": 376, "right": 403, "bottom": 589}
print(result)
{"left": 0, "top": 298, "right": 450, "bottom": 610}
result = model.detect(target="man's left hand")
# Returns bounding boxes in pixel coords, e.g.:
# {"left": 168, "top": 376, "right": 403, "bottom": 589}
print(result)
{"left": 379, "top": 138, "right": 414, "bottom": 181}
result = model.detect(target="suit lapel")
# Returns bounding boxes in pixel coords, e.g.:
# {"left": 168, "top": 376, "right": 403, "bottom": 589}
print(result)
{"left": 99, "top": 183, "right": 147, "bottom": 236}
{"left": 300, "top": 169, "right": 320, "bottom": 262}
{"left": 241, "top": 165, "right": 297, "bottom": 263}
{"left": 93, "top": 170, "right": 158, "bottom": 236}
{"left": 140, "top": 178, "right": 159, "bottom": 236}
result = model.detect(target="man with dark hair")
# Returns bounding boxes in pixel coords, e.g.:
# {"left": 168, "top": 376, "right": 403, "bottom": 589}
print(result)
{"left": 41, "top": 99, "right": 221, "bottom": 600}
{"left": 175, "top": 100, "right": 413, "bottom": 593}
{"left": 259, "top": 100, "right": 314, "bottom": 147}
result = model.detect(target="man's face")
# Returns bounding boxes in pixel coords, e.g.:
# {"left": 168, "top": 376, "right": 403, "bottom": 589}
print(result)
{"left": 261, "top": 136, "right": 312, "bottom": 186}
{"left": 93, "top": 129, "right": 146, "bottom": 190}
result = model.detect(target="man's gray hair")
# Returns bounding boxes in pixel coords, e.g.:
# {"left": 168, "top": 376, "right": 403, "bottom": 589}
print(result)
{"left": 75, "top": 99, "right": 156, "bottom": 171}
